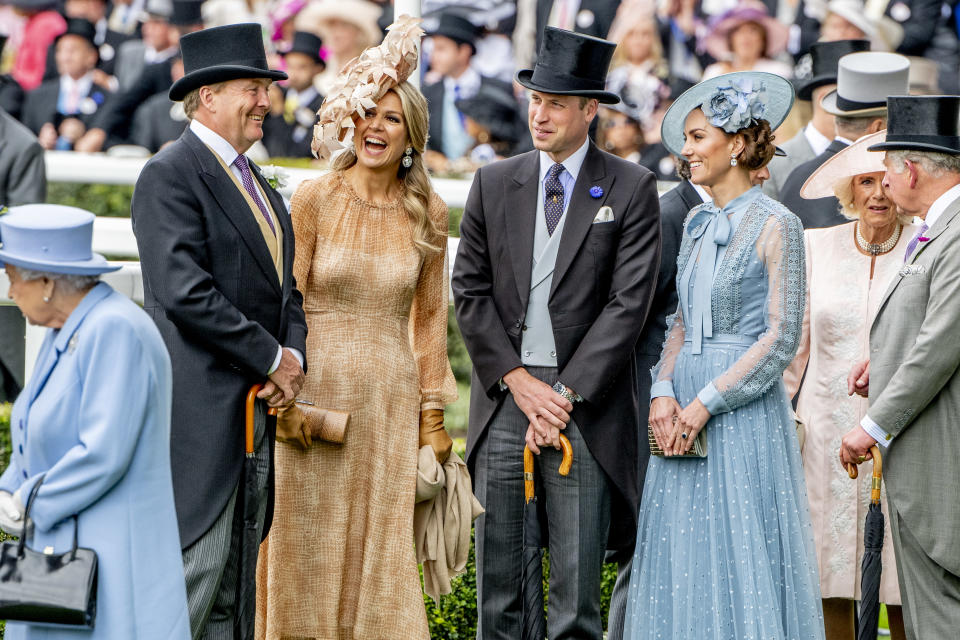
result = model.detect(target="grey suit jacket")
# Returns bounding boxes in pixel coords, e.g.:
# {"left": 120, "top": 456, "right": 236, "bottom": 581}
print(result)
{"left": 762, "top": 129, "right": 815, "bottom": 201}
{"left": 868, "top": 193, "right": 960, "bottom": 576}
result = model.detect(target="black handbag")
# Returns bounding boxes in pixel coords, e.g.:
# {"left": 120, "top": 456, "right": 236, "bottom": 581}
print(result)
{"left": 0, "top": 476, "right": 98, "bottom": 628}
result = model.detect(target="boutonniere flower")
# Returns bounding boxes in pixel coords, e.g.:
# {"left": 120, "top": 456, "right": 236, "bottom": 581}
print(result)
{"left": 589, "top": 185, "right": 604, "bottom": 199}
{"left": 918, "top": 236, "right": 931, "bottom": 243}
{"left": 260, "top": 165, "right": 290, "bottom": 190}
{"left": 0, "top": 205, "right": 8, "bottom": 216}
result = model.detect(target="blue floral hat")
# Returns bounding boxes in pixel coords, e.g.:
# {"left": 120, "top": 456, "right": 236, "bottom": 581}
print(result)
{"left": 660, "top": 72, "right": 795, "bottom": 157}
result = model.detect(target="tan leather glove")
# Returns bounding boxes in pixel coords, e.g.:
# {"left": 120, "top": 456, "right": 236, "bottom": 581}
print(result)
{"left": 419, "top": 408, "right": 453, "bottom": 464}
{"left": 276, "top": 404, "right": 311, "bottom": 450}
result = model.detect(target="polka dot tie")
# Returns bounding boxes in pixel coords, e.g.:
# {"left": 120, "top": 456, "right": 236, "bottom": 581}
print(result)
{"left": 544, "top": 163, "right": 565, "bottom": 236}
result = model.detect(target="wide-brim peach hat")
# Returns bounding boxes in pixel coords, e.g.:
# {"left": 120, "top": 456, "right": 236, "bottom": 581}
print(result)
{"left": 800, "top": 130, "right": 887, "bottom": 199}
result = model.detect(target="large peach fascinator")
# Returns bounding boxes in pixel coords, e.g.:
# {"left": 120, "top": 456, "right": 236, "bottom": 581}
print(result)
{"left": 311, "top": 15, "right": 423, "bottom": 160}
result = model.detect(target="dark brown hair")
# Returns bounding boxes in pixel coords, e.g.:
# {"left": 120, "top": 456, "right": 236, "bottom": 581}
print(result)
{"left": 735, "top": 119, "right": 775, "bottom": 171}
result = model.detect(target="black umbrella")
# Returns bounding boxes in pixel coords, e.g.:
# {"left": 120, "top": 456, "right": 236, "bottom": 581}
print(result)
{"left": 521, "top": 435, "right": 573, "bottom": 640}
{"left": 234, "top": 384, "right": 275, "bottom": 640}
{"left": 847, "top": 445, "right": 884, "bottom": 640}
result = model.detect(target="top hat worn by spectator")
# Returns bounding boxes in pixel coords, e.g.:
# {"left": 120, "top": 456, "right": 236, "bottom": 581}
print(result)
{"left": 286, "top": 30, "right": 324, "bottom": 64}
{"left": 702, "top": 0, "right": 789, "bottom": 61}
{"left": 169, "top": 23, "right": 288, "bottom": 101}
{"left": 56, "top": 17, "right": 101, "bottom": 62}
{"left": 516, "top": 26, "right": 620, "bottom": 104}
{"left": 797, "top": 39, "right": 870, "bottom": 101}
{"left": 820, "top": 51, "right": 910, "bottom": 117}
{"left": 142, "top": 0, "right": 173, "bottom": 21}
{"left": 170, "top": 0, "right": 204, "bottom": 27}
{"left": 868, "top": 95, "right": 960, "bottom": 156}
{"left": 454, "top": 81, "right": 522, "bottom": 144}
{"left": 426, "top": 12, "right": 481, "bottom": 52}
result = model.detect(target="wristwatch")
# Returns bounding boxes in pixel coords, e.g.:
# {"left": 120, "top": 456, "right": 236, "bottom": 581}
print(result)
{"left": 553, "top": 381, "right": 582, "bottom": 403}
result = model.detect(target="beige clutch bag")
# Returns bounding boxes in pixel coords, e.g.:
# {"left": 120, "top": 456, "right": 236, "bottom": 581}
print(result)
{"left": 276, "top": 401, "right": 349, "bottom": 447}
{"left": 647, "top": 423, "right": 707, "bottom": 458}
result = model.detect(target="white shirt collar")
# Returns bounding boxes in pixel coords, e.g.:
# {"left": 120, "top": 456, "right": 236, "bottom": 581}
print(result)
{"left": 190, "top": 118, "right": 241, "bottom": 166}
{"left": 443, "top": 67, "right": 481, "bottom": 99}
{"left": 803, "top": 122, "right": 832, "bottom": 156}
{"left": 835, "top": 135, "right": 855, "bottom": 146}
{"left": 922, "top": 182, "right": 960, "bottom": 231}
{"left": 538, "top": 136, "right": 590, "bottom": 183}
{"left": 60, "top": 72, "right": 94, "bottom": 96}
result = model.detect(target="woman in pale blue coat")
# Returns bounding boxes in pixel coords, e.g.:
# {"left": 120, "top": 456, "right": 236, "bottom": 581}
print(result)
{"left": 625, "top": 74, "right": 824, "bottom": 639}
{"left": 0, "top": 205, "right": 190, "bottom": 639}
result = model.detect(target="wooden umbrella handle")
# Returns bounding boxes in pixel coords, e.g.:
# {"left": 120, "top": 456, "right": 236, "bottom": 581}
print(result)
{"left": 845, "top": 445, "right": 884, "bottom": 503}
{"left": 246, "top": 384, "right": 278, "bottom": 455}
{"left": 523, "top": 433, "right": 575, "bottom": 503}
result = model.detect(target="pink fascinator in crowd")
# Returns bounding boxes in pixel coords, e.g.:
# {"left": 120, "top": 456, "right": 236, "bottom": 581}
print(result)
{"left": 311, "top": 15, "right": 423, "bottom": 160}
{"left": 270, "top": 0, "right": 308, "bottom": 42}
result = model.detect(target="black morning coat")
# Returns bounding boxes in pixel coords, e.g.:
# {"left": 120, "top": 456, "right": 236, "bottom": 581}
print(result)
{"left": 131, "top": 128, "right": 308, "bottom": 548}
{"left": 453, "top": 142, "right": 662, "bottom": 550}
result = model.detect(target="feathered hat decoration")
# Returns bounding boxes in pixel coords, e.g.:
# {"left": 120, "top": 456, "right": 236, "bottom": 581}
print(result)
{"left": 312, "top": 15, "right": 424, "bottom": 160}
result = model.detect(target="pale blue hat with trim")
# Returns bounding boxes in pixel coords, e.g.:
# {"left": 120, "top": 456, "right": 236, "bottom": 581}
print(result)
{"left": 0, "top": 205, "right": 121, "bottom": 275}
{"left": 660, "top": 71, "right": 795, "bottom": 157}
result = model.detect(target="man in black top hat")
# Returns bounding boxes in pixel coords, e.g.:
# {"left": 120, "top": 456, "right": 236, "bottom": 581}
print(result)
{"left": 130, "top": 23, "right": 307, "bottom": 638}
{"left": 842, "top": 95, "right": 960, "bottom": 640}
{"left": 262, "top": 31, "right": 326, "bottom": 159}
{"left": 22, "top": 18, "right": 113, "bottom": 150}
{"left": 764, "top": 39, "right": 869, "bottom": 200}
{"left": 422, "top": 11, "right": 517, "bottom": 169}
{"left": 42, "top": 0, "right": 135, "bottom": 82}
{"left": 452, "top": 26, "right": 660, "bottom": 640}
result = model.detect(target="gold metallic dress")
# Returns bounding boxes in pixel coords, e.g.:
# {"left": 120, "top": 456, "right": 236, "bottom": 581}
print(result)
{"left": 256, "top": 171, "right": 457, "bottom": 640}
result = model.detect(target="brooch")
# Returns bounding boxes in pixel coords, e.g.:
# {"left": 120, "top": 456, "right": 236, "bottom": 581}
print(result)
{"left": 589, "top": 185, "right": 603, "bottom": 199}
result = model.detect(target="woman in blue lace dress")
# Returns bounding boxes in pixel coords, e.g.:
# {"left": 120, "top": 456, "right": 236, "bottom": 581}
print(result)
{"left": 624, "top": 73, "right": 825, "bottom": 639}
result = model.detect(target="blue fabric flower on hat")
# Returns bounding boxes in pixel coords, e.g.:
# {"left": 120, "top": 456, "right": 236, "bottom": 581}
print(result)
{"left": 700, "top": 77, "right": 767, "bottom": 133}
{"left": 589, "top": 185, "right": 603, "bottom": 198}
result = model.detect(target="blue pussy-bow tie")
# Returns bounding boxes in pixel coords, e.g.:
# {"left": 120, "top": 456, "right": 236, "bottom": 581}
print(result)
{"left": 683, "top": 205, "right": 732, "bottom": 354}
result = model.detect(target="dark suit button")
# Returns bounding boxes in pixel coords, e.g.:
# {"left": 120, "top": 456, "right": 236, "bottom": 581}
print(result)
{"left": 522, "top": 324, "right": 528, "bottom": 331}
{"left": 514, "top": 321, "right": 521, "bottom": 329}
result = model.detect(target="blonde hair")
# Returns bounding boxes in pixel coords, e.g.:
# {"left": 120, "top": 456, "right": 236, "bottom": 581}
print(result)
{"left": 330, "top": 81, "right": 445, "bottom": 256}
{"left": 609, "top": 11, "right": 666, "bottom": 73}
{"left": 833, "top": 174, "right": 912, "bottom": 223}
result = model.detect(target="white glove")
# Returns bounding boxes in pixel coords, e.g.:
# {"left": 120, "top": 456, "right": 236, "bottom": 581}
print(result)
{"left": 0, "top": 489, "right": 30, "bottom": 536}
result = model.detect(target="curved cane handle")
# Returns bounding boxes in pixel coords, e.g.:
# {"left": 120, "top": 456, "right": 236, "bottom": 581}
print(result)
{"left": 845, "top": 445, "right": 883, "bottom": 488}
{"left": 246, "top": 384, "right": 278, "bottom": 455}
{"left": 558, "top": 434, "right": 573, "bottom": 476}
{"left": 523, "top": 433, "right": 575, "bottom": 502}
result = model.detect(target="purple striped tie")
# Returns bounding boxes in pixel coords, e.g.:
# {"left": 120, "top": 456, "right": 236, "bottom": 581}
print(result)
{"left": 903, "top": 221, "right": 928, "bottom": 263}
{"left": 233, "top": 154, "right": 276, "bottom": 236}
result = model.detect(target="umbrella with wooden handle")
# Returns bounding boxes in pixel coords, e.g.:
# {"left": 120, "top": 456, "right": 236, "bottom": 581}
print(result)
{"left": 521, "top": 434, "right": 573, "bottom": 640}
{"left": 846, "top": 445, "right": 884, "bottom": 640}
{"left": 235, "top": 384, "right": 277, "bottom": 640}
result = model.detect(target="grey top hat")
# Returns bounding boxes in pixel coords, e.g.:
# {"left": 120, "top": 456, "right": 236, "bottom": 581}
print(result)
{"left": 0, "top": 205, "right": 121, "bottom": 275}
{"left": 820, "top": 51, "right": 910, "bottom": 117}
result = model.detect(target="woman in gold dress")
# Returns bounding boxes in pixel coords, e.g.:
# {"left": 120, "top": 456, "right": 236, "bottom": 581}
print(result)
{"left": 256, "top": 19, "right": 457, "bottom": 639}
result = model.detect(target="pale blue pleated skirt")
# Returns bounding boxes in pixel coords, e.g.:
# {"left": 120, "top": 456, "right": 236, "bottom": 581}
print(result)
{"left": 625, "top": 336, "right": 825, "bottom": 640}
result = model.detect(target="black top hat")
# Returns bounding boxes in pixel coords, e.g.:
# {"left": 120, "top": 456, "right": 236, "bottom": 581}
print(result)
{"left": 868, "top": 96, "right": 960, "bottom": 156}
{"left": 796, "top": 39, "right": 870, "bottom": 101}
{"left": 171, "top": 0, "right": 203, "bottom": 27}
{"left": 56, "top": 18, "right": 99, "bottom": 55}
{"left": 427, "top": 12, "right": 481, "bottom": 50}
{"left": 285, "top": 31, "right": 324, "bottom": 64}
{"left": 455, "top": 82, "right": 522, "bottom": 143}
{"left": 516, "top": 27, "right": 619, "bottom": 104}
{"left": 169, "top": 23, "right": 288, "bottom": 101}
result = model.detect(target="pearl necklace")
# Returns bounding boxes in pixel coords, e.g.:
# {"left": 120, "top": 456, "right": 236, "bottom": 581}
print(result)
{"left": 855, "top": 222, "right": 901, "bottom": 256}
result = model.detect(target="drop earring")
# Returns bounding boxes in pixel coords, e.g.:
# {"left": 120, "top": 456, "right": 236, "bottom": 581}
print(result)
{"left": 730, "top": 154, "right": 738, "bottom": 167}
{"left": 43, "top": 296, "right": 51, "bottom": 303}
{"left": 402, "top": 147, "right": 413, "bottom": 168}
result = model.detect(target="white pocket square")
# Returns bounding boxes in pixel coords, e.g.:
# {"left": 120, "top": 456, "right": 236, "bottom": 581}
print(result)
{"left": 593, "top": 206, "right": 614, "bottom": 223}
{"left": 899, "top": 264, "right": 927, "bottom": 277}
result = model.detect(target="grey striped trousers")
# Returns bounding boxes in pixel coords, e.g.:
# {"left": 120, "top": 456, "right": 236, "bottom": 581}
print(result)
{"left": 181, "top": 400, "right": 270, "bottom": 640}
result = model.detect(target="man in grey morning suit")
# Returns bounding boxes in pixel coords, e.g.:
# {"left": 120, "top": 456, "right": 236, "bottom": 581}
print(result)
{"left": 842, "top": 96, "right": 960, "bottom": 640}
{"left": 452, "top": 27, "right": 661, "bottom": 640}
{"left": 130, "top": 24, "right": 306, "bottom": 639}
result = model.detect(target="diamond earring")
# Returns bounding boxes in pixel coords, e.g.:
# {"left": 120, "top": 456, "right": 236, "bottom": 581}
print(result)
{"left": 730, "top": 154, "right": 738, "bottom": 167}
{"left": 402, "top": 147, "right": 413, "bottom": 168}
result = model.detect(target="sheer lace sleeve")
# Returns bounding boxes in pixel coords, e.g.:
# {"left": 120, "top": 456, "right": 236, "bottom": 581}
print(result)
{"left": 698, "top": 212, "right": 805, "bottom": 414}
{"left": 783, "top": 228, "right": 813, "bottom": 399}
{"left": 649, "top": 305, "right": 686, "bottom": 401}
{"left": 410, "top": 194, "right": 458, "bottom": 411}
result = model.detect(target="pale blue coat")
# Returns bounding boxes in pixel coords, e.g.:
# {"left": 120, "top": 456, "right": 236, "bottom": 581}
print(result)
{"left": 0, "top": 283, "right": 190, "bottom": 639}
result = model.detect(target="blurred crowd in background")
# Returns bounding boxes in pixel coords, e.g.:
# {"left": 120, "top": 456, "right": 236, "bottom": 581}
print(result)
{"left": 1, "top": 0, "right": 958, "bottom": 178}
